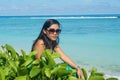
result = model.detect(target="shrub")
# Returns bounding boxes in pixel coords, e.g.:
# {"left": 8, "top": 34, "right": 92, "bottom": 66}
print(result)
{"left": 0, "top": 44, "right": 118, "bottom": 80}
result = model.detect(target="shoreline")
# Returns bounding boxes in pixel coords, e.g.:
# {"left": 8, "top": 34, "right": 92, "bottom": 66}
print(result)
{"left": 55, "top": 58, "right": 120, "bottom": 80}
{"left": 105, "top": 75, "right": 120, "bottom": 80}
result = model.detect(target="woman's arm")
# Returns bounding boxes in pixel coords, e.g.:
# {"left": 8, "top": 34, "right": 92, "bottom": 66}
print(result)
{"left": 33, "top": 40, "right": 45, "bottom": 59}
{"left": 54, "top": 45, "right": 77, "bottom": 68}
{"left": 54, "top": 45, "right": 84, "bottom": 79}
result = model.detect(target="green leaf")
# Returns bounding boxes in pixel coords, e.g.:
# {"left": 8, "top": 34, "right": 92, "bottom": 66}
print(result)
{"left": 51, "top": 52, "right": 61, "bottom": 58}
{"left": 57, "top": 69, "right": 72, "bottom": 77}
{"left": 57, "top": 63, "right": 68, "bottom": 69}
{"left": 29, "top": 50, "right": 38, "bottom": 57}
{"left": 106, "top": 77, "right": 118, "bottom": 80}
{"left": 51, "top": 66, "right": 60, "bottom": 74}
{"left": 15, "top": 76, "right": 27, "bottom": 80}
{"left": 32, "top": 59, "right": 39, "bottom": 65}
{"left": 4, "top": 66, "right": 11, "bottom": 76}
{"left": 30, "top": 66, "right": 40, "bottom": 78}
{"left": 0, "top": 68, "right": 6, "bottom": 80}
{"left": 9, "top": 60, "right": 18, "bottom": 72}
{"left": 93, "top": 72, "right": 104, "bottom": 76}
{"left": 45, "top": 68, "right": 51, "bottom": 78}
{"left": 43, "top": 49, "right": 55, "bottom": 66}
{"left": 91, "top": 67, "right": 97, "bottom": 76}
{"left": 5, "top": 44, "right": 18, "bottom": 60}
{"left": 68, "top": 76, "right": 82, "bottom": 80}
{"left": 21, "top": 57, "right": 33, "bottom": 67}
{"left": 3, "top": 52, "right": 10, "bottom": 60}
{"left": 51, "top": 64, "right": 72, "bottom": 77}
{"left": 81, "top": 68, "right": 88, "bottom": 80}
{"left": 18, "top": 67, "right": 29, "bottom": 76}
{"left": 89, "top": 76, "right": 105, "bottom": 80}
{"left": 21, "top": 50, "right": 27, "bottom": 59}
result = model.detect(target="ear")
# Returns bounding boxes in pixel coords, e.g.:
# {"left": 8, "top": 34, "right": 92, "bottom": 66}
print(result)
{"left": 43, "top": 29, "right": 46, "bottom": 34}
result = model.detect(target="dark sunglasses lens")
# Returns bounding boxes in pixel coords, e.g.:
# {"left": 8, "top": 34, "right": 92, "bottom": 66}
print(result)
{"left": 56, "top": 29, "right": 61, "bottom": 33}
{"left": 49, "top": 29, "right": 55, "bottom": 33}
{"left": 48, "top": 29, "right": 61, "bottom": 34}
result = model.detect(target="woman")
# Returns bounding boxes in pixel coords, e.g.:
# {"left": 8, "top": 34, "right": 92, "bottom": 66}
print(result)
{"left": 31, "top": 19, "right": 84, "bottom": 79}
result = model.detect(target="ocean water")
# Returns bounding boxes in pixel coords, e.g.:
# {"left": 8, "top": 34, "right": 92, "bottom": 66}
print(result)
{"left": 0, "top": 15, "right": 120, "bottom": 79}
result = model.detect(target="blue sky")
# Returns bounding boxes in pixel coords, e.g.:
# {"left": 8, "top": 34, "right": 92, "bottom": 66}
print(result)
{"left": 0, "top": 0, "right": 120, "bottom": 15}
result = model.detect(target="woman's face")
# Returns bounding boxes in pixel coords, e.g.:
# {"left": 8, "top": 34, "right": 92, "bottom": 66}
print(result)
{"left": 44, "top": 24, "right": 61, "bottom": 41}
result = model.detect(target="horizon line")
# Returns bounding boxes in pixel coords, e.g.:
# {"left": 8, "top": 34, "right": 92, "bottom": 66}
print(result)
{"left": 0, "top": 13, "right": 120, "bottom": 17}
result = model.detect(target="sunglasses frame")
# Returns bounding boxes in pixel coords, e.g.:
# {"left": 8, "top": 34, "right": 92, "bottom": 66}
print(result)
{"left": 47, "top": 29, "right": 61, "bottom": 34}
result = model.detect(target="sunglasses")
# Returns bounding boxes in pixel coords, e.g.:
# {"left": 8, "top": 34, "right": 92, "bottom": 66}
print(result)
{"left": 47, "top": 29, "right": 61, "bottom": 34}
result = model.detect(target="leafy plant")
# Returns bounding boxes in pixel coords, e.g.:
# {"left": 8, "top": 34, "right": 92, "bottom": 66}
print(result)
{"left": 0, "top": 44, "right": 118, "bottom": 80}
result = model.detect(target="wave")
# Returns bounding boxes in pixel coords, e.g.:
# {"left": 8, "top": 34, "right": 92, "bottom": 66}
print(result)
{"left": 30, "top": 16, "right": 118, "bottom": 19}
{"left": 0, "top": 15, "right": 119, "bottom": 19}
{"left": 105, "top": 74, "right": 120, "bottom": 80}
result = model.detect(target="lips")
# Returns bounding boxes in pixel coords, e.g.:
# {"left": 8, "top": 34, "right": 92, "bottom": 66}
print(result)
{"left": 52, "top": 36, "right": 57, "bottom": 39}
{"left": 51, "top": 35, "right": 57, "bottom": 40}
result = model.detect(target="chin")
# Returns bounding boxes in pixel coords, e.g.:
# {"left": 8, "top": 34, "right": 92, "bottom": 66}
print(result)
{"left": 51, "top": 38, "right": 57, "bottom": 41}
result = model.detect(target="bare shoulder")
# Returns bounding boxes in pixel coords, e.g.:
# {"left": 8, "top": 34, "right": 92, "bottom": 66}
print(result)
{"left": 55, "top": 45, "right": 60, "bottom": 48}
{"left": 36, "top": 39, "right": 44, "bottom": 45}
{"left": 35, "top": 39, "right": 45, "bottom": 47}
{"left": 34, "top": 39, "right": 45, "bottom": 50}
{"left": 54, "top": 45, "right": 61, "bottom": 50}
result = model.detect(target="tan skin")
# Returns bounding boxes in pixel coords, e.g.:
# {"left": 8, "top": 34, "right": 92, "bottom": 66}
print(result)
{"left": 33, "top": 24, "right": 84, "bottom": 79}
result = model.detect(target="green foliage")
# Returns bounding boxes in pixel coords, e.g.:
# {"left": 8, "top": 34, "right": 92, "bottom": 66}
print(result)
{"left": 0, "top": 44, "right": 118, "bottom": 80}
{"left": 106, "top": 78, "right": 118, "bottom": 80}
{"left": 81, "top": 67, "right": 118, "bottom": 80}
{"left": 81, "top": 68, "right": 88, "bottom": 80}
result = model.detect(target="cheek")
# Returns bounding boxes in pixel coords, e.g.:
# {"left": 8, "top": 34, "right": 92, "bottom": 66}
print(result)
{"left": 46, "top": 33, "right": 52, "bottom": 38}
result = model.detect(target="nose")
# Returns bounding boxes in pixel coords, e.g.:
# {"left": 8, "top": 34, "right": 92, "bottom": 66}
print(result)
{"left": 53, "top": 31, "right": 57, "bottom": 35}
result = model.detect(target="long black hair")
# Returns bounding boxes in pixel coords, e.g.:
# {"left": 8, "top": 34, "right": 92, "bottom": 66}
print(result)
{"left": 31, "top": 19, "right": 60, "bottom": 51}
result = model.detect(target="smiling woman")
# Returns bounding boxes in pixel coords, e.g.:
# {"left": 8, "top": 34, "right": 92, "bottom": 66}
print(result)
{"left": 44, "top": 24, "right": 61, "bottom": 41}
{"left": 31, "top": 19, "right": 84, "bottom": 79}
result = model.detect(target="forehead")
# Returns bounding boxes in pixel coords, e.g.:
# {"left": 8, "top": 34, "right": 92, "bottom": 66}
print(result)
{"left": 48, "top": 24, "right": 59, "bottom": 29}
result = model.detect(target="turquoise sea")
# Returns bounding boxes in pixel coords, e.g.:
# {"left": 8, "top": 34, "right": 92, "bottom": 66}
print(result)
{"left": 0, "top": 14, "right": 120, "bottom": 79}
